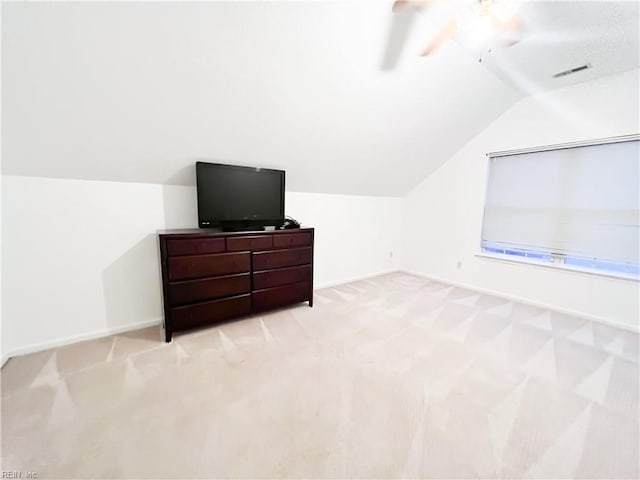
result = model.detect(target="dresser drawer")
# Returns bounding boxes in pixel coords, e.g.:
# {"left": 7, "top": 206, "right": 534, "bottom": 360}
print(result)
{"left": 253, "top": 265, "right": 312, "bottom": 290}
{"left": 252, "top": 247, "right": 312, "bottom": 271}
{"left": 171, "top": 294, "right": 251, "bottom": 330}
{"left": 168, "top": 252, "right": 250, "bottom": 281}
{"left": 166, "top": 237, "right": 225, "bottom": 257}
{"left": 168, "top": 273, "right": 250, "bottom": 306}
{"left": 227, "top": 235, "right": 273, "bottom": 252}
{"left": 252, "top": 281, "right": 310, "bottom": 311}
{"left": 273, "top": 232, "right": 312, "bottom": 249}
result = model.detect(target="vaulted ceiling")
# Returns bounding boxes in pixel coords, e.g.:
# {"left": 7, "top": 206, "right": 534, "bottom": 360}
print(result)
{"left": 2, "top": 1, "right": 638, "bottom": 196}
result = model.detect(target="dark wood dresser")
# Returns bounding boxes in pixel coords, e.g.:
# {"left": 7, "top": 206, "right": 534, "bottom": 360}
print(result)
{"left": 158, "top": 228, "right": 314, "bottom": 341}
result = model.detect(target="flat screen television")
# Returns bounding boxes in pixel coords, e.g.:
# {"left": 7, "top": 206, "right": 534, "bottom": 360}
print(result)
{"left": 196, "top": 161, "right": 285, "bottom": 230}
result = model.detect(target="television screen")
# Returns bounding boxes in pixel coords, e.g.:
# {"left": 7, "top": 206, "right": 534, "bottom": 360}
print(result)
{"left": 196, "top": 162, "right": 285, "bottom": 229}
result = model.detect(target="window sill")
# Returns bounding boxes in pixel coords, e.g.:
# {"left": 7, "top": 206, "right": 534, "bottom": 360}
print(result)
{"left": 475, "top": 252, "right": 639, "bottom": 282}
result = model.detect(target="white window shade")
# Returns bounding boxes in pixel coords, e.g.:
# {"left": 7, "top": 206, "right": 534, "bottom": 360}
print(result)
{"left": 482, "top": 138, "right": 640, "bottom": 265}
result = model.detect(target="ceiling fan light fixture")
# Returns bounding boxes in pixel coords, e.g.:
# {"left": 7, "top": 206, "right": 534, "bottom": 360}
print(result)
{"left": 386, "top": 0, "right": 525, "bottom": 63}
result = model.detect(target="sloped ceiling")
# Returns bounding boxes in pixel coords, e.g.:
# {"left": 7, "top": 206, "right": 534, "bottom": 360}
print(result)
{"left": 1, "top": 1, "right": 637, "bottom": 196}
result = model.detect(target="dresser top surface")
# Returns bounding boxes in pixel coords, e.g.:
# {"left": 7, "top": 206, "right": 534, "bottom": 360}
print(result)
{"left": 158, "top": 227, "right": 314, "bottom": 239}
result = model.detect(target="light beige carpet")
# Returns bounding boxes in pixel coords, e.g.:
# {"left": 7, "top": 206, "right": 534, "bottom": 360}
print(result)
{"left": 1, "top": 272, "right": 639, "bottom": 479}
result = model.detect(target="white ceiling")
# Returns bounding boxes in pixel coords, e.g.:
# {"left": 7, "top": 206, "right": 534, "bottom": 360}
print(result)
{"left": 1, "top": 1, "right": 638, "bottom": 196}
{"left": 458, "top": 1, "right": 640, "bottom": 93}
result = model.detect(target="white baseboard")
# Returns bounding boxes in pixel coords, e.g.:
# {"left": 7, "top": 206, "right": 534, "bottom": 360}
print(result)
{"left": 1, "top": 318, "right": 162, "bottom": 366}
{"left": 401, "top": 269, "right": 640, "bottom": 334}
{"left": 1, "top": 271, "right": 397, "bottom": 366}
{"left": 1, "top": 269, "right": 397, "bottom": 365}
{"left": 314, "top": 269, "right": 399, "bottom": 290}
{"left": 6, "top": 267, "right": 633, "bottom": 366}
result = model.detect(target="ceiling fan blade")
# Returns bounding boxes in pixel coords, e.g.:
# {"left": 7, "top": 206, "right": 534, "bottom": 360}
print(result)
{"left": 392, "top": 0, "right": 410, "bottom": 12}
{"left": 381, "top": 4, "right": 420, "bottom": 70}
{"left": 489, "top": 12, "right": 524, "bottom": 46}
{"left": 382, "top": 0, "right": 447, "bottom": 69}
{"left": 421, "top": 18, "right": 458, "bottom": 56}
{"left": 393, "top": 0, "right": 438, "bottom": 11}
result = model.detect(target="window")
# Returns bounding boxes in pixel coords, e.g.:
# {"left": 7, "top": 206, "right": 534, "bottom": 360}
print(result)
{"left": 480, "top": 135, "right": 640, "bottom": 280}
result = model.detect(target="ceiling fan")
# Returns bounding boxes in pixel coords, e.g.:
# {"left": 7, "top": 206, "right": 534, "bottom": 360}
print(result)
{"left": 382, "top": 0, "right": 524, "bottom": 69}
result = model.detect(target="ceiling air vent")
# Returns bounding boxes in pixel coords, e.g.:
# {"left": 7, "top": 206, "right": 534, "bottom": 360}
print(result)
{"left": 552, "top": 63, "right": 592, "bottom": 78}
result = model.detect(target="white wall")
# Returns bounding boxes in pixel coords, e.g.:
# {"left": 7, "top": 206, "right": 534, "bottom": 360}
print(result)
{"left": 1, "top": 175, "right": 400, "bottom": 359}
{"left": 1, "top": 176, "right": 166, "bottom": 361}
{"left": 0, "top": 162, "right": 3, "bottom": 364}
{"left": 401, "top": 69, "right": 640, "bottom": 329}
{"left": 286, "top": 192, "right": 401, "bottom": 287}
